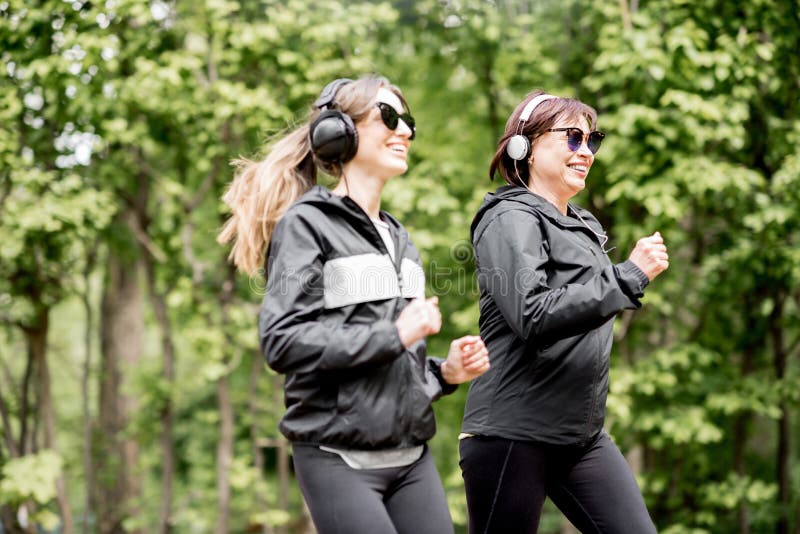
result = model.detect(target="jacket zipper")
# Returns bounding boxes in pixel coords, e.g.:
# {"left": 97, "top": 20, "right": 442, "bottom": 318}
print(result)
{"left": 568, "top": 211, "right": 606, "bottom": 445}
{"left": 581, "top": 347, "right": 600, "bottom": 445}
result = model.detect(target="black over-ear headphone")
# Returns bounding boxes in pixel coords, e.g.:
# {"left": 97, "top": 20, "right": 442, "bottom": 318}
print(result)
{"left": 505, "top": 93, "right": 556, "bottom": 161}
{"left": 309, "top": 78, "right": 358, "bottom": 164}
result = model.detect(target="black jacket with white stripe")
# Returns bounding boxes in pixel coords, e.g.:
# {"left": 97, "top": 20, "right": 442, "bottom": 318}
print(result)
{"left": 259, "top": 185, "right": 455, "bottom": 449}
{"left": 462, "top": 186, "right": 650, "bottom": 446}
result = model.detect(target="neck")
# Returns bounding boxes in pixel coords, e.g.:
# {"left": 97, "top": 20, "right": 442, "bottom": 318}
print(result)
{"left": 332, "top": 164, "right": 385, "bottom": 219}
{"left": 528, "top": 181, "right": 568, "bottom": 215}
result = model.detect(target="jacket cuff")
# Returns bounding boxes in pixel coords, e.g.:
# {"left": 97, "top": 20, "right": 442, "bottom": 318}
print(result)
{"left": 614, "top": 260, "right": 650, "bottom": 299}
{"left": 383, "top": 320, "right": 408, "bottom": 356}
{"left": 428, "top": 358, "right": 459, "bottom": 396}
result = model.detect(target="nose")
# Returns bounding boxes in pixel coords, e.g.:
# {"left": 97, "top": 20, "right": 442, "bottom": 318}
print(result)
{"left": 396, "top": 118, "right": 414, "bottom": 139}
{"left": 576, "top": 138, "right": 594, "bottom": 158}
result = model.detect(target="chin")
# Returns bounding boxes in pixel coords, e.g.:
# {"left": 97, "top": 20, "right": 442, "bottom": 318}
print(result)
{"left": 570, "top": 177, "right": 587, "bottom": 189}
{"left": 565, "top": 184, "right": 585, "bottom": 198}
{"left": 391, "top": 162, "right": 408, "bottom": 175}
{"left": 383, "top": 167, "right": 408, "bottom": 181}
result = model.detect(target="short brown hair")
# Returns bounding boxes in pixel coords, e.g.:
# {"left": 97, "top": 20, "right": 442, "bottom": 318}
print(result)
{"left": 489, "top": 91, "right": 598, "bottom": 185}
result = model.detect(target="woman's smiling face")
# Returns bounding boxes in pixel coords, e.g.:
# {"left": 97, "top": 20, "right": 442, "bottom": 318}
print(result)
{"left": 528, "top": 113, "right": 595, "bottom": 203}
{"left": 351, "top": 87, "right": 414, "bottom": 181}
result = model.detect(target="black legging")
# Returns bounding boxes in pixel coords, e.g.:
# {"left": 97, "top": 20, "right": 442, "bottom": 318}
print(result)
{"left": 292, "top": 444, "right": 454, "bottom": 534}
{"left": 459, "top": 432, "right": 657, "bottom": 534}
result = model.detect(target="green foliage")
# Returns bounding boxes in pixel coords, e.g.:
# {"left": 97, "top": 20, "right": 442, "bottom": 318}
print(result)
{"left": 2, "top": 0, "right": 800, "bottom": 532}
{"left": 0, "top": 450, "right": 62, "bottom": 505}
{"left": 587, "top": 0, "right": 800, "bottom": 531}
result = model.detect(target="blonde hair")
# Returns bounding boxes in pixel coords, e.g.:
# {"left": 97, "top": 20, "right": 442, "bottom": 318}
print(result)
{"left": 217, "top": 75, "right": 408, "bottom": 275}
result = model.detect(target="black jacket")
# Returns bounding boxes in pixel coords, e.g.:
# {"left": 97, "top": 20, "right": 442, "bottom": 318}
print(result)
{"left": 461, "top": 186, "right": 649, "bottom": 446}
{"left": 259, "top": 185, "right": 455, "bottom": 449}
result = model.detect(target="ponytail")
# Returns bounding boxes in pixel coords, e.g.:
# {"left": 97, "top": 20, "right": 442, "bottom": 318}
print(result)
{"left": 219, "top": 74, "right": 407, "bottom": 275}
{"left": 217, "top": 124, "right": 316, "bottom": 275}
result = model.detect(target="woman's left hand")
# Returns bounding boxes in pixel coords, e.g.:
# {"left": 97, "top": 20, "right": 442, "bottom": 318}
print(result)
{"left": 441, "top": 335, "right": 490, "bottom": 384}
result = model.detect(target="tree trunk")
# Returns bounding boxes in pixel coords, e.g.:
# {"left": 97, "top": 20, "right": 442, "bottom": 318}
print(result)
{"left": 0, "top": 376, "right": 19, "bottom": 457}
{"left": 143, "top": 253, "right": 176, "bottom": 534}
{"left": 0, "top": 424, "right": 32, "bottom": 534}
{"left": 732, "top": 412, "right": 752, "bottom": 532}
{"left": 298, "top": 500, "right": 315, "bottom": 534}
{"left": 794, "top": 494, "right": 800, "bottom": 534}
{"left": 97, "top": 249, "right": 143, "bottom": 534}
{"left": 770, "top": 296, "right": 790, "bottom": 534}
{"left": 18, "top": 342, "right": 34, "bottom": 455}
{"left": 24, "top": 308, "right": 75, "bottom": 534}
{"left": 274, "top": 374, "right": 291, "bottom": 534}
{"left": 81, "top": 248, "right": 97, "bottom": 534}
{"left": 252, "top": 375, "right": 295, "bottom": 533}
{"left": 1, "top": 333, "right": 31, "bottom": 534}
{"left": 619, "top": 0, "right": 633, "bottom": 30}
{"left": 733, "top": 341, "right": 755, "bottom": 534}
{"left": 215, "top": 374, "right": 234, "bottom": 534}
{"left": 249, "top": 352, "right": 272, "bottom": 534}
{"left": 256, "top": 374, "right": 294, "bottom": 533}
{"left": 215, "top": 267, "right": 236, "bottom": 534}
{"left": 0, "top": 506, "right": 30, "bottom": 534}
{"left": 776, "top": 404, "right": 790, "bottom": 534}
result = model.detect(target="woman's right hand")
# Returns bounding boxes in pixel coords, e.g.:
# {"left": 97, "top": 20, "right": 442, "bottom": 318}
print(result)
{"left": 441, "top": 335, "right": 490, "bottom": 384}
{"left": 395, "top": 297, "right": 442, "bottom": 348}
{"left": 628, "top": 231, "right": 669, "bottom": 281}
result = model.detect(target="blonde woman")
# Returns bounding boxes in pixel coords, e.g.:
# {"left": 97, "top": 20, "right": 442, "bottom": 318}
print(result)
{"left": 219, "top": 75, "right": 490, "bottom": 534}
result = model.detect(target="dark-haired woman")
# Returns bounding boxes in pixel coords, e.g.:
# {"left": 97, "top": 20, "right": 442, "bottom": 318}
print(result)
{"left": 218, "top": 75, "right": 489, "bottom": 534}
{"left": 459, "top": 91, "right": 667, "bottom": 533}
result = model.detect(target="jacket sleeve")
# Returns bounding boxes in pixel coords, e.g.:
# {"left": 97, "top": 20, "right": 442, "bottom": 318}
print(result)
{"left": 259, "top": 211, "right": 406, "bottom": 374}
{"left": 474, "top": 209, "right": 649, "bottom": 343}
{"left": 426, "top": 357, "right": 459, "bottom": 396}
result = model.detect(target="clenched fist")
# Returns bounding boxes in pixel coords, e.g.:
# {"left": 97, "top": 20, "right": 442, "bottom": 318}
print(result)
{"left": 395, "top": 297, "right": 442, "bottom": 348}
{"left": 628, "top": 231, "right": 669, "bottom": 281}
{"left": 441, "top": 335, "right": 490, "bottom": 384}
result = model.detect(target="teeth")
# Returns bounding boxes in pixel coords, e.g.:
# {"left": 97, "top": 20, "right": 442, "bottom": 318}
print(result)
{"left": 569, "top": 165, "right": 587, "bottom": 172}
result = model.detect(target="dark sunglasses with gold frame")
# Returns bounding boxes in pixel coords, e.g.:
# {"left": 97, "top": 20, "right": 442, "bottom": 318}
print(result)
{"left": 547, "top": 127, "right": 605, "bottom": 154}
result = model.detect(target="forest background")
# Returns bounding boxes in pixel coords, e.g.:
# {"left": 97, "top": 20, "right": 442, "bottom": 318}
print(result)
{"left": 1, "top": 0, "right": 799, "bottom": 533}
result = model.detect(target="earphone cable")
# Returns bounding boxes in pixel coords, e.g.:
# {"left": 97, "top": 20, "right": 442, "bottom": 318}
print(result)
{"left": 513, "top": 160, "right": 528, "bottom": 189}
{"left": 339, "top": 162, "right": 350, "bottom": 197}
{"left": 570, "top": 205, "right": 616, "bottom": 254}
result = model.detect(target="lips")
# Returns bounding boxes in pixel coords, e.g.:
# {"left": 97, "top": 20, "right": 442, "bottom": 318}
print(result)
{"left": 567, "top": 164, "right": 588, "bottom": 173}
{"left": 388, "top": 143, "right": 408, "bottom": 156}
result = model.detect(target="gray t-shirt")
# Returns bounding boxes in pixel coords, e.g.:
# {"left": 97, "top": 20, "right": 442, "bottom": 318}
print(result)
{"left": 372, "top": 217, "right": 395, "bottom": 261}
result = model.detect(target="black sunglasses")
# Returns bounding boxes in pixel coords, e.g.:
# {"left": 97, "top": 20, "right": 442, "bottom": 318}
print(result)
{"left": 547, "top": 127, "right": 605, "bottom": 154}
{"left": 376, "top": 102, "right": 416, "bottom": 140}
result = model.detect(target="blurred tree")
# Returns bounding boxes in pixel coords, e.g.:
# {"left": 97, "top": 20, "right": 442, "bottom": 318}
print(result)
{"left": 1, "top": 1, "right": 799, "bottom": 533}
{"left": 0, "top": 1, "right": 115, "bottom": 532}
{"left": 584, "top": 0, "right": 800, "bottom": 532}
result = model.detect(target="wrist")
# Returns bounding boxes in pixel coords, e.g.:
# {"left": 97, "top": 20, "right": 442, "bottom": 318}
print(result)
{"left": 440, "top": 359, "right": 455, "bottom": 384}
{"left": 396, "top": 325, "right": 412, "bottom": 349}
{"left": 429, "top": 358, "right": 460, "bottom": 395}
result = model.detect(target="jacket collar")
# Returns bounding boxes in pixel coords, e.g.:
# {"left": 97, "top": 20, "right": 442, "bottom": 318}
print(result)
{"left": 472, "top": 185, "right": 606, "bottom": 241}
{"left": 295, "top": 185, "right": 409, "bottom": 266}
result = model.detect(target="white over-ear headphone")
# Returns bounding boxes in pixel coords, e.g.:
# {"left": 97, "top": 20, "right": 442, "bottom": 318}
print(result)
{"left": 506, "top": 94, "right": 556, "bottom": 161}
